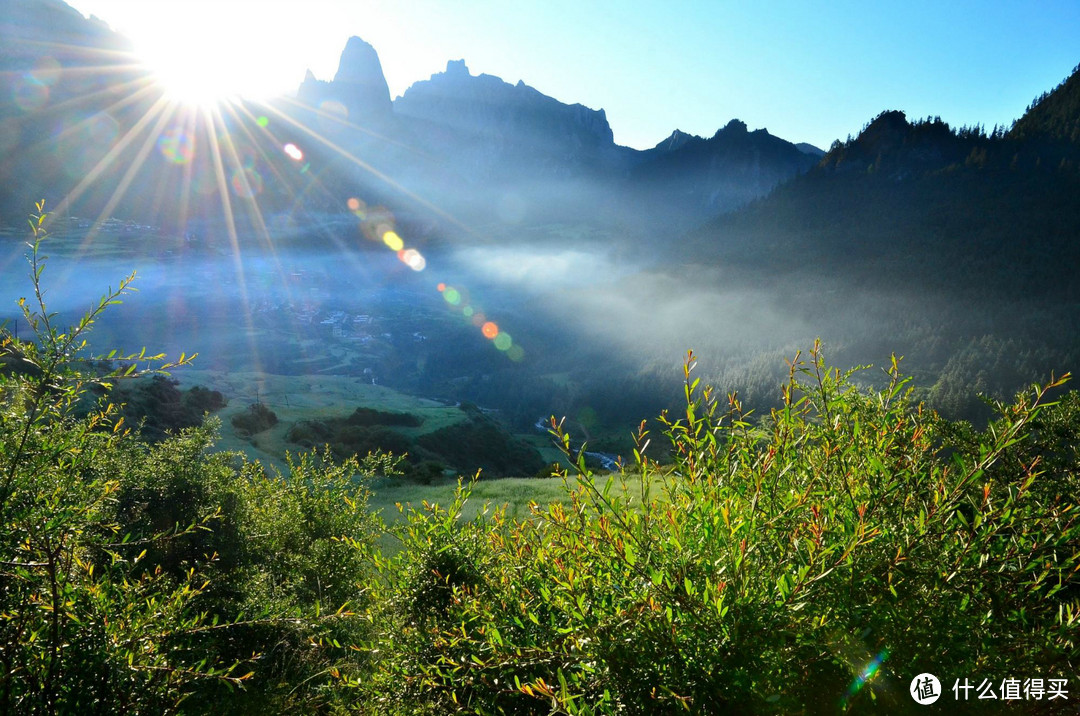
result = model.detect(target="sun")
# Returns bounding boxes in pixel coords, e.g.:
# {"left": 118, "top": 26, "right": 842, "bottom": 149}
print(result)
{"left": 118, "top": 6, "right": 301, "bottom": 107}
{"left": 139, "top": 37, "right": 261, "bottom": 106}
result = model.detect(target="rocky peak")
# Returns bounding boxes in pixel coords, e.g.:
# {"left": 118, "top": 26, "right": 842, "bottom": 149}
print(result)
{"left": 654, "top": 129, "right": 699, "bottom": 152}
{"left": 296, "top": 36, "right": 390, "bottom": 119}
{"left": 445, "top": 59, "right": 469, "bottom": 77}
{"left": 715, "top": 119, "right": 748, "bottom": 137}
{"left": 394, "top": 61, "right": 615, "bottom": 150}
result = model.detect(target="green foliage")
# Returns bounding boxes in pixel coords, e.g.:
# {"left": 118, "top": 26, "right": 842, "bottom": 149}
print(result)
{"left": 230, "top": 402, "right": 278, "bottom": 437}
{"left": 416, "top": 415, "right": 546, "bottom": 478}
{"left": 109, "top": 375, "right": 227, "bottom": 442}
{"left": 346, "top": 407, "right": 423, "bottom": 428}
{"left": 364, "top": 344, "right": 1080, "bottom": 714}
{"left": 4, "top": 204, "right": 1079, "bottom": 713}
{"left": 0, "top": 204, "right": 233, "bottom": 714}
{"left": 287, "top": 406, "right": 545, "bottom": 479}
{"left": 0, "top": 205, "right": 389, "bottom": 713}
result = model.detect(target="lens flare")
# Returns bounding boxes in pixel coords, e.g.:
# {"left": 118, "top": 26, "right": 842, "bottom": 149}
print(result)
{"left": 507, "top": 344, "right": 525, "bottom": 361}
{"left": 443, "top": 288, "right": 461, "bottom": 305}
{"left": 30, "top": 57, "right": 62, "bottom": 86}
{"left": 13, "top": 76, "right": 49, "bottom": 111}
{"left": 86, "top": 112, "right": 120, "bottom": 146}
{"left": 494, "top": 332, "right": 512, "bottom": 351}
{"left": 481, "top": 321, "right": 499, "bottom": 339}
{"left": 256, "top": 116, "right": 269, "bottom": 128}
{"left": 157, "top": 127, "right": 194, "bottom": 164}
{"left": 436, "top": 282, "right": 446, "bottom": 292}
{"left": 231, "top": 166, "right": 263, "bottom": 198}
{"left": 843, "top": 649, "right": 889, "bottom": 706}
{"left": 382, "top": 230, "right": 404, "bottom": 251}
{"left": 400, "top": 248, "right": 426, "bottom": 271}
{"left": 283, "top": 143, "right": 303, "bottom": 161}
{"left": 462, "top": 305, "right": 474, "bottom": 317}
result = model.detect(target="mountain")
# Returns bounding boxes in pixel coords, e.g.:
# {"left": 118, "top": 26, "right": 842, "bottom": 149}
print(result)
{"left": 1009, "top": 62, "right": 1080, "bottom": 143}
{"left": 694, "top": 92, "right": 1080, "bottom": 297}
{"left": 394, "top": 58, "right": 619, "bottom": 176}
{"left": 626, "top": 119, "right": 820, "bottom": 223}
{"left": 795, "top": 142, "right": 825, "bottom": 157}
{"left": 289, "top": 38, "right": 819, "bottom": 232}
{"left": 0, "top": 2, "right": 820, "bottom": 236}
{"left": 296, "top": 36, "right": 392, "bottom": 122}
{"left": 685, "top": 64, "right": 1080, "bottom": 419}
{"left": 0, "top": 0, "right": 143, "bottom": 223}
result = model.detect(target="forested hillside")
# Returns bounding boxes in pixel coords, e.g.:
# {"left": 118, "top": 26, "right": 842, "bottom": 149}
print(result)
{"left": 684, "top": 64, "right": 1080, "bottom": 422}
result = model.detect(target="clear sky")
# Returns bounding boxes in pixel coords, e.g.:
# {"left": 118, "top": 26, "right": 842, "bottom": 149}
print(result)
{"left": 66, "top": 0, "right": 1080, "bottom": 150}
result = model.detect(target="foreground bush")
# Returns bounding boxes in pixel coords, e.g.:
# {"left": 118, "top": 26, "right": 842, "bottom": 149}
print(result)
{"left": 363, "top": 346, "right": 1080, "bottom": 714}
{"left": 0, "top": 207, "right": 387, "bottom": 714}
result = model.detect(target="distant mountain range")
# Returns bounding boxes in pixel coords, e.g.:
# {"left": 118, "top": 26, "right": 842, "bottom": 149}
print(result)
{"left": 693, "top": 64, "right": 1080, "bottom": 297}
{"left": 295, "top": 38, "right": 820, "bottom": 229}
{"left": 0, "top": 5, "right": 821, "bottom": 232}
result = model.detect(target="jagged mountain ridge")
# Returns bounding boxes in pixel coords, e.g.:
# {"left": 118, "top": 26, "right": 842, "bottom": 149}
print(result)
{"left": 294, "top": 37, "right": 821, "bottom": 229}
{"left": 0, "top": 2, "right": 824, "bottom": 236}
{"left": 626, "top": 119, "right": 819, "bottom": 218}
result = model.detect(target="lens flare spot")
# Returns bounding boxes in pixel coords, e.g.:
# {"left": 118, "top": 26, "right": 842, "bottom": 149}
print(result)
{"left": 481, "top": 321, "right": 499, "bottom": 339}
{"left": 157, "top": 127, "right": 194, "bottom": 164}
{"left": 13, "top": 76, "right": 49, "bottom": 111}
{"left": 382, "top": 231, "right": 404, "bottom": 251}
{"left": 507, "top": 344, "right": 525, "bottom": 362}
{"left": 230, "top": 166, "right": 263, "bottom": 198}
{"left": 401, "top": 248, "right": 426, "bottom": 271}
{"left": 843, "top": 649, "right": 889, "bottom": 705}
{"left": 471, "top": 313, "right": 486, "bottom": 327}
{"left": 318, "top": 99, "right": 348, "bottom": 130}
{"left": 437, "top": 282, "right": 446, "bottom": 292}
{"left": 256, "top": 116, "right": 269, "bottom": 128}
{"left": 494, "top": 332, "right": 512, "bottom": 351}
{"left": 30, "top": 57, "right": 62, "bottom": 86}
{"left": 462, "top": 305, "right": 474, "bottom": 317}
{"left": 86, "top": 112, "right": 119, "bottom": 146}
{"left": 443, "top": 288, "right": 461, "bottom": 305}
{"left": 283, "top": 143, "right": 303, "bottom": 161}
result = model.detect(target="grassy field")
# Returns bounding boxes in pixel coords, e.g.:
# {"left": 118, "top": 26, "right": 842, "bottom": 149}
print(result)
{"left": 368, "top": 474, "right": 573, "bottom": 525}
{"left": 174, "top": 368, "right": 469, "bottom": 474}
{"left": 169, "top": 368, "right": 625, "bottom": 550}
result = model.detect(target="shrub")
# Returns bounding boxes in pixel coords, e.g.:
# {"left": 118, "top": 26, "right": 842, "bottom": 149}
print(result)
{"left": 346, "top": 406, "right": 423, "bottom": 427}
{"left": 231, "top": 402, "right": 278, "bottom": 436}
{"left": 365, "top": 344, "right": 1080, "bottom": 714}
{"left": 0, "top": 206, "right": 388, "bottom": 713}
{"left": 0, "top": 206, "right": 237, "bottom": 713}
{"left": 416, "top": 416, "right": 546, "bottom": 477}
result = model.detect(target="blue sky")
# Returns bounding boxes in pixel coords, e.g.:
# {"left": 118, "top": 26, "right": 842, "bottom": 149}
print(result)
{"left": 68, "top": 0, "right": 1080, "bottom": 150}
